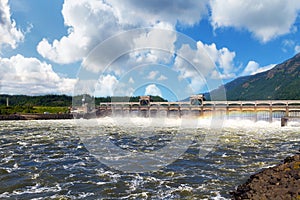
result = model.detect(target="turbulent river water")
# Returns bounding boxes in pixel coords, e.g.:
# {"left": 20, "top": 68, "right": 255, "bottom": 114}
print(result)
{"left": 0, "top": 117, "right": 299, "bottom": 199}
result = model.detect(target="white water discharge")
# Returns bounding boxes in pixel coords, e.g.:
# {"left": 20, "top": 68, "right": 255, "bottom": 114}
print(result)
{"left": 75, "top": 116, "right": 300, "bottom": 133}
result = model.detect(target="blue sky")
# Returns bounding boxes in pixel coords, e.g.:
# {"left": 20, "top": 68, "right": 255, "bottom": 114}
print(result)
{"left": 1, "top": 0, "right": 300, "bottom": 101}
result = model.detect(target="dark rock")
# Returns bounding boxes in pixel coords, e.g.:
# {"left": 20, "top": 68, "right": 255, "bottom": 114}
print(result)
{"left": 232, "top": 153, "right": 300, "bottom": 200}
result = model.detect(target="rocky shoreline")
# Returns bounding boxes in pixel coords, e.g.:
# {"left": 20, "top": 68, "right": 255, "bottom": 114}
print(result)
{"left": 232, "top": 151, "right": 300, "bottom": 199}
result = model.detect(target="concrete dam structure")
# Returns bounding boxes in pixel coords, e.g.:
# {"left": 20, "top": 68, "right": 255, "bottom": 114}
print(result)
{"left": 88, "top": 96, "right": 300, "bottom": 123}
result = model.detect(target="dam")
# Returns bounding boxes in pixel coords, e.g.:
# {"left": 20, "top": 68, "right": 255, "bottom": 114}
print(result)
{"left": 71, "top": 96, "right": 300, "bottom": 123}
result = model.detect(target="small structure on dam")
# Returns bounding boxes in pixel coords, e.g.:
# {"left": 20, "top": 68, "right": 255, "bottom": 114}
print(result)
{"left": 139, "top": 96, "right": 151, "bottom": 106}
{"left": 190, "top": 95, "right": 205, "bottom": 106}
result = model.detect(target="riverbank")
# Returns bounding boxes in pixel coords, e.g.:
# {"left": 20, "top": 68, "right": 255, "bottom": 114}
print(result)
{"left": 232, "top": 151, "right": 300, "bottom": 199}
{"left": 0, "top": 113, "right": 73, "bottom": 120}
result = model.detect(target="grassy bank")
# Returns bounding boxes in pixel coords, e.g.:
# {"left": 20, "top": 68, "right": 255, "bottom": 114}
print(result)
{"left": 0, "top": 106, "right": 69, "bottom": 115}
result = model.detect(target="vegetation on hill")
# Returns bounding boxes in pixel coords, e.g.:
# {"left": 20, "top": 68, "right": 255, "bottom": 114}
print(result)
{"left": 209, "top": 53, "right": 300, "bottom": 100}
{"left": 0, "top": 106, "right": 69, "bottom": 115}
{"left": 0, "top": 94, "right": 167, "bottom": 107}
{"left": 0, "top": 94, "right": 168, "bottom": 115}
{"left": 0, "top": 94, "right": 72, "bottom": 107}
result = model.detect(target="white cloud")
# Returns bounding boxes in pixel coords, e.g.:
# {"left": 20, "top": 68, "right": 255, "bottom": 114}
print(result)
{"left": 240, "top": 61, "right": 260, "bottom": 76}
{"left": 210, "top": 0, "right": 300, "bottom": 42}
{"left": 241, "top": 61, "right": 275, "bottom": 76}
{"left": 82, "top": 25, "right": 178, "bottom": 76}
{"left": 175, "top": 43, "right": 214, "bottom": 77}
{"left": 157, "top": 75, "right": 167, "bottom": 81}
{"left": 146, "top": 71, "right": 168, "bottom": 81}
{"left": 201, "top": 42, "right": 236, "bottom": 78}
{"left": 108, "top": 0, "right": 209, "bottom": 27}
{"left": 37, "top": 0, "right": 208, "bottom": 65}
{"left": 210, "top": 70, "right": 236, "bottom": 80}
{"left": 128, "top": 77, "right": 134, "bottom": 84}
{"left": 282, "top": 39, "right": 296, "bottom": 52}
{"left": 131, "top": 22, "right": 177, "bottom": 64}
{"left": 174, "top": 41, "right": 237, "bottom": 88}
{"left": 94, "top": 74, "right": 119, "bottom": 97}
{"left": 94, "top": 74, "right": 134, "bottom": 97}
{"left": 0, "top": 54, "right": 76, "bottom": 95}
{"left": 145, "top": 84, "right": 162, "bottom": 97}
{"left": 0, "top": 0, "right": 24, "bottom": 50}
{"left": 254, "top": 64, "right": 275, "bottom": 74}
{"left": 147, "top": 71, "right": 159, "bottom": 80}
{"left": 295, "top": 45, "right": 300, "bottom": 54}
{"left": 173, "top": 44, "right": 210, "bottom": 92}
{"left": 37, "top": 0, "right": 300, "bottom": 67}
{"left": 37, "top": 0, "right": 119, "bottom": 64}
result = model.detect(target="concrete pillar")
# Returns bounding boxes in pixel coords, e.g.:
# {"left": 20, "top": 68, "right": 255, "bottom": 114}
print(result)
{"left": 269, "top": 107, "right": 273, "bottom": 123}
{"left": 281, "top": 117, "right": 288, "bottom": 127}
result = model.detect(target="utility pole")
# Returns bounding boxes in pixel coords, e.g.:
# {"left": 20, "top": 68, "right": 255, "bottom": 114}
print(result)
{"left": 6, "top": 97, "right": 9, "bottom": 107}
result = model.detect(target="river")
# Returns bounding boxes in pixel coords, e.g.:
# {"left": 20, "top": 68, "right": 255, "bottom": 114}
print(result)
{"left": 0, "top": 118, "right": 299, "bottom": 199}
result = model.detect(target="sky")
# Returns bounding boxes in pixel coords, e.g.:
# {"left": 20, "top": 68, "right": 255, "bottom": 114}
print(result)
{"left": 1, "top": 0, "right": 300, "bottom": 101}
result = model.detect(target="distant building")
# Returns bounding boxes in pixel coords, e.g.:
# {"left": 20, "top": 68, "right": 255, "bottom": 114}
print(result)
{"left": 70, "top": 103, "right": 89, "bottom": 114}
{"left": 190, "top": 94, "right": 205, "bottom": 105}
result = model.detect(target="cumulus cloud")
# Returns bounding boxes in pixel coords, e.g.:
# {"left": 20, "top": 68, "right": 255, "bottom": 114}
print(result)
{"left": 210, "top": 0, "right": 300, "bottom": 42}
{"left": 0, "top": 54, "right": 76, "bottom": 95}
{"left": 94, "top": 74, "right": 119, "bottom": 97}
{"left": 131, "top": 22, "right": 177, "bottom": 64}
{"left": 37, "top": 0, "right": 208, "bottom": 65}
{"left": 32, "top": 0, "right": 295, "bottom": 97}
{"left": 82, "top": 25, "right": 178, "bottom": 76}
{"left": 0, "top": 0, "right": 24, "bottom": 50}
{"left": 37, "top": 0, "right": 300, "bottom": 66}
{"left": 173, "top": 43, "right": 212, "bottom": 92}
{"left": 37, "top": 0, "right": 119, "bottom": 64}
{"left": 108, "top": 0, "right": 209, "bottom": 27}
{"left": 202, "top": 43, "right": 236, "bottom": 79}
{"left": 241, "top": 61, "right": 275, "bottom": 76}
{"left": 145, "top": 84, "right": 162, "bottom": 97}
{"left": 174, "top": 41, "right": 237, "bottom": 89}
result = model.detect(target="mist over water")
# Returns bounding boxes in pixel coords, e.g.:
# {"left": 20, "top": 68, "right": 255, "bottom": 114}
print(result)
{"left": 0, "top": 118, "right": 299, "bottom": 199}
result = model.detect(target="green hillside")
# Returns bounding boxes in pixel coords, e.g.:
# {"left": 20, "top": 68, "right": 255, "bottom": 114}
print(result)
{"left": 210, "top": 53, "right": 300, "bottom": 100}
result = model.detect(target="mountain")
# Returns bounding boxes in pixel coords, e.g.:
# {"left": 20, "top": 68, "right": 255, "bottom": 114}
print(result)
{"left": 210, "top": 53, "right": 300, "bottom": 100}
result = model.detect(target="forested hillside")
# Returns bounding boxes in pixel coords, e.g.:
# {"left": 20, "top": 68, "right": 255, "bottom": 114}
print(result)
{"left": 209, "top": 53, "right": 300, "bottom": 100}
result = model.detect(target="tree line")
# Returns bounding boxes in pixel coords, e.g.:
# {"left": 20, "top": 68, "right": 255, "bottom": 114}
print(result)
{"left": 0, "top": 94, "right": 167, "bottom": 115}
{"left": 0, "top": 94, "right": 167, "bottom": 107}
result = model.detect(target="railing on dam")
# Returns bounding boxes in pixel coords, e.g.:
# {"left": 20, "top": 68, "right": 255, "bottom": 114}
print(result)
{"left": 98, "top": 100, "right": 300, "bottom": 122}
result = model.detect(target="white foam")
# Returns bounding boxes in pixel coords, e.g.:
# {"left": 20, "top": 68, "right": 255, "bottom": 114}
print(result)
{"left": 1, "top": 183, "right": 62, "bottom": 198}
{"left": 34, "top": 116, "right": 299, "bottom": 131}
{"left": 211, "top": 192, "right": 229, "bottom": 200}
{"left": 73, "top": 117, "right": 286, "bottom": 130}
